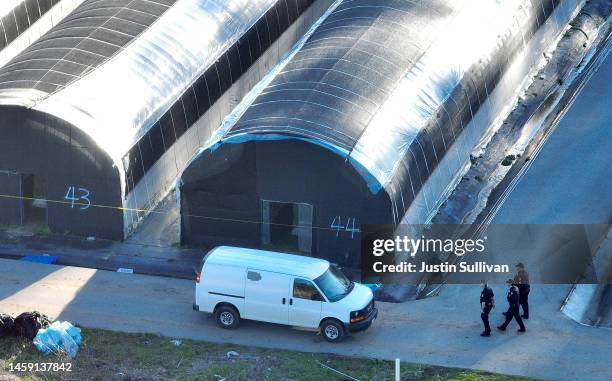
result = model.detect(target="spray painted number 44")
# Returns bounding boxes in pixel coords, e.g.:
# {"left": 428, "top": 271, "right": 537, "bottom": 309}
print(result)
{"left": 330, "top": 216, "right": 360, "bottom": 239}
{"left": 64, "top": 186, "right": 91, "bottom": 210}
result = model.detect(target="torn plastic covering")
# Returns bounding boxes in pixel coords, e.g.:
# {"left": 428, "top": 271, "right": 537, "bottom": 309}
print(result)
{"left": 189, "top": 0, "right": 561, "bottom": 195}
{"left": 32, "top": 0, "right": 277, "bottom": 166}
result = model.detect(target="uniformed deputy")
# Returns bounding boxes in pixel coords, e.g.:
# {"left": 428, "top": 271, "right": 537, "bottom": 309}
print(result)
{"left": 479, "top": 280, "right": 495, "bottom": 337}
{"left": 513, "top": 263, "right": 530, "bottom": 319}
{"left": 498, "top": 279, "right": 526, "bottom": 332}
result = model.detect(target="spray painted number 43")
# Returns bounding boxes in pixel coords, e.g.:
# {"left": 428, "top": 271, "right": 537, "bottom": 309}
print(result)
{"left": 330, "top": 216, "right": 360, "bottom": 239}
{"left": 64, "top": 186, "right": 91, "bottom": 210}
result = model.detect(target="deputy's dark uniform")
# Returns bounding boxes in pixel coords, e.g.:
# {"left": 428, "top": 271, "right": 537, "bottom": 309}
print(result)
{"left": 498, "top": 284, "right": 526, "bottom": 332}
{"left": 480, "top": 285, "right": 494, "bottom": 336}
{"left": 514, "top": 269, "right": 530, "bottom": 319}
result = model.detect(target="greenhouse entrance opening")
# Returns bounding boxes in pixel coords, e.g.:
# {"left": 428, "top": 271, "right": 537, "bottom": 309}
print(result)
{"left": 21, "top": 174, "right": 47, "bottom": 228}
{"left": 261, "top": 200, "right": 313, "bottom": 255}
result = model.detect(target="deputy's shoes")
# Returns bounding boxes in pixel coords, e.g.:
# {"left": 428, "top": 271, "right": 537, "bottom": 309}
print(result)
{"left": 480, "top": 332, "right": 491, "bottom": 337}
{"left": 497, "top": 326, "right": 506, "bottom": 331}
{"left": 517, "top": 328, "right": 526, "bottom": 333}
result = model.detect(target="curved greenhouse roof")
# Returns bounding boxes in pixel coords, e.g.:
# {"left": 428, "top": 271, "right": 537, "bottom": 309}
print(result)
{"left": 212, "top": 0, "right": 561, "bottom": 193}
{"left": 1, "top": 1, "right": 54, "bottom": 51}
{"left": 0, "top": 1, "right": 85, "bottom": 67}
{"left": 1, "top": 1, "right": 60, "bottom": 52}
{"left": 219, "top": 0, "right": 463, "bottom": 189}
{"left": 0, "top": 0, "right": 281, "bottom": 164}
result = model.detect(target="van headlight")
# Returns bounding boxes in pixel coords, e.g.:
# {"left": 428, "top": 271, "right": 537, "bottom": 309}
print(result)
{"left": 350, "top": 310, "right": 365, "bottom": 324}
{"left": 350, "top": 300, "right": 374, "bottom": 323}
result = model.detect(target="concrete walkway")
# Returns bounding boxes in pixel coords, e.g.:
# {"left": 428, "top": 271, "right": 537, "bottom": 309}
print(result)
{"left": 1, "top": 259, "right": 610, "bottom": 381}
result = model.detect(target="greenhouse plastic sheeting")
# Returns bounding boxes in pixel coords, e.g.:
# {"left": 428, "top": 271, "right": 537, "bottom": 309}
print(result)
{"left": 191, "top": 0, "right": 579, "bottom": 218}
{"left": 0, "top": 1, "right": 86, "bottom": 68}
{"left": 33, "top": 321, "right": 82, "bottom": 358}
{"left": 119, "top": 0, "right": 321, "bottom": 194}
{"left": 0, "top": 0, "right": 279, "bottom": 164}
{"left": 201, "top": 0, "right": 346, "bottom": 154}
{"left": 0, "top": 0, "right": 60, "bottom": 52}
{"left": 198, "top": 0, "right": 468, "bottom": 193}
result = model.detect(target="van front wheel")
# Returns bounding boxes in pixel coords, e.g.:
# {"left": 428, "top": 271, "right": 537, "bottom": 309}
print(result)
{"left": 215, "top": 305, "right": 240, "bottom": 329}
{"left": 321, "top": 319, "right": 345, "bottom": 343}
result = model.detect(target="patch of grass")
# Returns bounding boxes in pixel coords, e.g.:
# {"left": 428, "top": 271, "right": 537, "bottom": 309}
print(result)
{"left": 0, "top": 328, "right": 535, "bottom": 380}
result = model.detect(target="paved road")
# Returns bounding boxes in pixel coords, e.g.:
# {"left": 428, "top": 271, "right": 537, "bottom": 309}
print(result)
{"left": 1, "top": 259, "right": 611, "bottom": 381}
{"left": 492, "top": 49, "right": 612, "bottom": 225}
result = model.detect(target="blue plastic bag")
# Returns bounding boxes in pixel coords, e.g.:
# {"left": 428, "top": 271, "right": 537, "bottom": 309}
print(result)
{"left": 33, "top": 321, "right": 82, "bottom": 358}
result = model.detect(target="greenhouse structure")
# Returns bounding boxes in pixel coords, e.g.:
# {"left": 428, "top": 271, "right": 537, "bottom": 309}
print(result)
{"left": 179, "top": 0, "right": 582, "bottom": 267}
{"left": 0, "top": 0, "right": 332, "bottom": 239}
{"left": 0, "top": 0, "right": 85, "bottom": 67}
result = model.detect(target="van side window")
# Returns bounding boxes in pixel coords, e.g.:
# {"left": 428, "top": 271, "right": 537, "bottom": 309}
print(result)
{"left": 247, "top": 271, "right": 261, "bottom": 281}
{"left": 293, "top": 278, "right": 321, "bottom": 300}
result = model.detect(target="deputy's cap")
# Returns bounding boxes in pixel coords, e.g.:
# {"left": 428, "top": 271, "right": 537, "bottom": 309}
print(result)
{"left": 506, "top": 278, "right": 514, "bottom": 285}
{"left": 516, "top": 262, "right": 525, "bottom": 268}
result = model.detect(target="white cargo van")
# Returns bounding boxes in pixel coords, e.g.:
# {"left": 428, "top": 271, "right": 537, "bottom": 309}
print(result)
{"left": 193, "top": 246, "right": 377, "bottom": 342}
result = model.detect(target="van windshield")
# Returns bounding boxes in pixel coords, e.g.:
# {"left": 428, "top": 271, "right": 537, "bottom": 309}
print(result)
{"left": 314, "top": 265, "right": 353, "bottom": 302}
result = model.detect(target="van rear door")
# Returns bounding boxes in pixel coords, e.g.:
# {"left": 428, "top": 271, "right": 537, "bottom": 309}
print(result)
{"left": 244, "top": 269, "right": 290, "bottom": 324}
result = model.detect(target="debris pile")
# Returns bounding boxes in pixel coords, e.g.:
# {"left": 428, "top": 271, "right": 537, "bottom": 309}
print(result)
{"left": 1, "top": 312, "right": 82, "bottom": 358}
{"left": 0, "top": 311, "right": 51, "bottom": 339}
{"left": 33, "top": 321, "right": 82, "bottom": 358}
